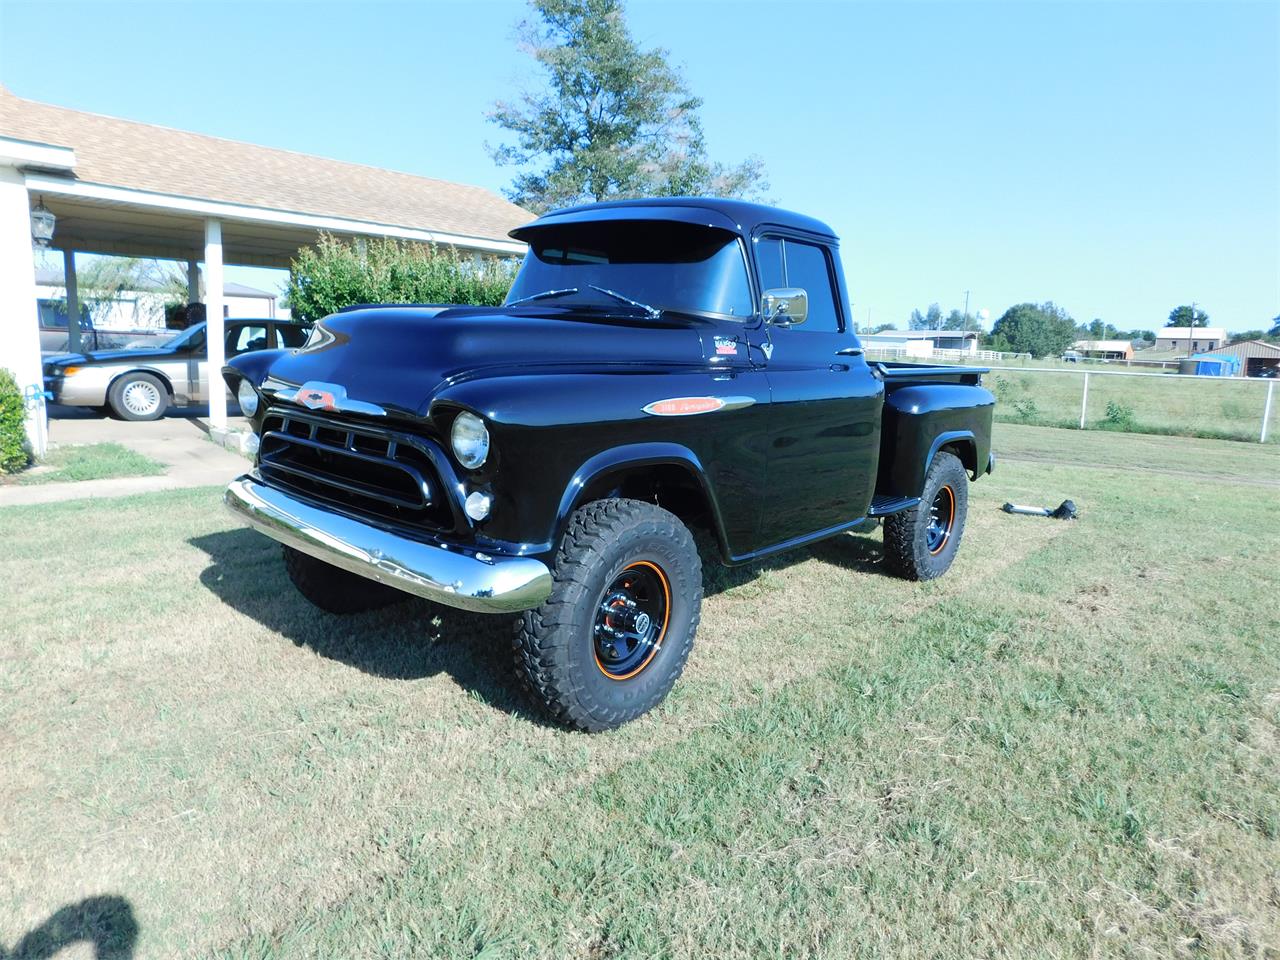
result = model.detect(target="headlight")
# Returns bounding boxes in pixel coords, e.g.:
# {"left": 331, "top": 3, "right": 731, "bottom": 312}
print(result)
{"left": 451, "top": 411, "right": 489, "bottom": 469}
{"left": 237, "top": 379, "right": 260, "bottom": 417}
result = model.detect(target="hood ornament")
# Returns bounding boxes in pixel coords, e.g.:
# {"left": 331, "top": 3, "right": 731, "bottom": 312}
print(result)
{"left": 272, "top": 381, "right": 387, "bottom": 417}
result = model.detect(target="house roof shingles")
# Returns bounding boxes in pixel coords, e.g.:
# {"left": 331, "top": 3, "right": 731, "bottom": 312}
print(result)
{"left": 0, "top": 89, "right": 533, "bottom": 244}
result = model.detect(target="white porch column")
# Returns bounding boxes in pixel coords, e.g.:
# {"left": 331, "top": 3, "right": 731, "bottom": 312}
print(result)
{"left": 205, "top": 218, "right": 227, "bottom": 429}
{"left": 63, "top": 248, "right": 80, "bottom": 354}
{"left": 0, "top": 166, "right": 47, "bottom": 457}
{"left": 187, "top": 258, "right": 200, "bottom": 304}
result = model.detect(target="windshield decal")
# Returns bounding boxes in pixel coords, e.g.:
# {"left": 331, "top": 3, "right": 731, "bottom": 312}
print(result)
{"left": 714, "top": 337, "right": 739, "bottom": 356}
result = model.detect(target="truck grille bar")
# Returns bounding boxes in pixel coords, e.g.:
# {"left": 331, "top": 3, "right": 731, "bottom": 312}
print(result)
{"left": 257, "top": 408, "right": 459, "bottom": 532}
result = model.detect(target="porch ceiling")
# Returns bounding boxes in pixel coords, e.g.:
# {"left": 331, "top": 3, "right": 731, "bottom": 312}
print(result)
{"left": 42, "top": 194, "right": 318, "bottom": 268}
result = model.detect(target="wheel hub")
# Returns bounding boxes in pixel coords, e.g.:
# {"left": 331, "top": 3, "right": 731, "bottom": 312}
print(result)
{"left": 592, "top": 562, "right": 670, "bottom": 680}
{"left": 926, "top": 484, "right": 955, "bottom": 555}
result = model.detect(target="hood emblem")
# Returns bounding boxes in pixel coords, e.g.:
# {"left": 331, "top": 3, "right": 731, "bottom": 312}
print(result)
{"left": 300, "top": 387, "right": 336, "bottom": 410}
{"left": 274, "top": 381, "right": 387, "bottom": 417}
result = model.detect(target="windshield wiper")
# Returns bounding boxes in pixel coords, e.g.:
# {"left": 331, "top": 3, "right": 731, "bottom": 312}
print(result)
{"left": 506, "top": 287, "right": 579, "bottom": 307}
{"left": 587, "top": 284, "right": 662, "bottom": 319}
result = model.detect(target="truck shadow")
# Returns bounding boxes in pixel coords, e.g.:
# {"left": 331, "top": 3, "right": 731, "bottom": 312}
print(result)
{"left": 189, "top": 526, "right": 890, "bottom": 724}
{"left": 1, "top": 894, "right": 138, "bottom": 959}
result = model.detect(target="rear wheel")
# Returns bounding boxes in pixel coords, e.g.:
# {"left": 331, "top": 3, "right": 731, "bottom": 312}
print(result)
{"left": 107, "top": 372, "right": 168, "bottom": 421}
{"left": 282, "top": 546, "right": 409, "bottom": 614}
{"left": 883, "top": 450, "right": 968, "bottom": 581}
{"left": 514, "top": 498, "right": 702, "bottom": 732}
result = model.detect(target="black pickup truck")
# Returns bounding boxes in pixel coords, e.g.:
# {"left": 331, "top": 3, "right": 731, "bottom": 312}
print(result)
{"left": 223, "top": 199, "right": 995, "bottom": 731}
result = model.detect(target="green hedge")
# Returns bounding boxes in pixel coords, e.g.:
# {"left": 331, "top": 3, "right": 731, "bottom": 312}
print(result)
{"left": 0, "top": 367, "right": 30, "bottom": 474}
{"left": 285, "top": 234, "right": 516, "bottom": 323}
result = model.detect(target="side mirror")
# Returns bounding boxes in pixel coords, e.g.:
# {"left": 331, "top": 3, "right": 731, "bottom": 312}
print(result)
{"left": 762, "top": 287, "right": 808, "bottom": 327}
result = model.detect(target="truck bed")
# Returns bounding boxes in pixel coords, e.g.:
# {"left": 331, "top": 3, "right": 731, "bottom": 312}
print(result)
{"left": 873, "top": 361, "right": 988, "bottom": 386}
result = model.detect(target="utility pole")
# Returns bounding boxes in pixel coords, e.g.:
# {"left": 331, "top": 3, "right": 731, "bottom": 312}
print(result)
{"left": 1188, "top": 301, "right": 1196, "bottom": 358}
{"left": 963, "top": 289, "right": 971, "bottom": 325}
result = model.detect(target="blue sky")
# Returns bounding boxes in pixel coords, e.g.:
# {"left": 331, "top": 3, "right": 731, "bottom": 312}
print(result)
{"left": 2, "top": 0, "right": 1276, "bottom": 332}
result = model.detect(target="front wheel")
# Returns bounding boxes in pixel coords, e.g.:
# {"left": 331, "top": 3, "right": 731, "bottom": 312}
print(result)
{"left": 883, "top": 450, "right": 969, "bottom": 581}
{"left": 514, "top": 498, "right": 702, "bottom": 732}
{"left": 107, "top": 372, "right": 168, "bottom": 421}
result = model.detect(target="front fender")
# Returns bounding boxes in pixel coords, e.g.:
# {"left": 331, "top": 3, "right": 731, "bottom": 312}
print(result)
{"left": 553, "top": 442, "right": 728, "bottom": 554}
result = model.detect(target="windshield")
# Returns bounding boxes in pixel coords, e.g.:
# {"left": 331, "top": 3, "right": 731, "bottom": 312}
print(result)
{"left": 506, "top": 221, "right": 754, "bottom": 320}
{"left": 161, "top": 323, "right": 206, "bottom": 350}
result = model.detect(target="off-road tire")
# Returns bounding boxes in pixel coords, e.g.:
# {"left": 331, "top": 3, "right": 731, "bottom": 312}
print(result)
{"left": 514, "top": 498, "right": 702, "bottom": 732}
{"left": 282, "top": 545, "right": 409, "bottom": 614}
{"left": 107, "top": 372, "right": 169, "bottom": 421}
{"left": 883, "top": 451, "right": 969, "bottom": 581}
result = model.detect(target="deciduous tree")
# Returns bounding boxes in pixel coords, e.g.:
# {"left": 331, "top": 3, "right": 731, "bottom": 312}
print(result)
{"left": 990, "top": 302, "right": 1078, "bottom": 357}
{"left": 488, "top": 0, "right": 767, "bottom": 211}
{"left": 1166, "top": 304, "right": 1209, "bottom": 327}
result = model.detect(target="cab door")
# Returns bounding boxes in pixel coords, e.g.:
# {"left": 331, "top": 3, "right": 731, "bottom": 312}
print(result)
{"left": 751, "top": 234, "right": 883, "bottom": 550}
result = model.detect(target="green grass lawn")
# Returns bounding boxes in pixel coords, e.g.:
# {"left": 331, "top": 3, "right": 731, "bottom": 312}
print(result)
{"left": 1, "top": 423, "right": 1277, "bottom": 957}
{"left": 7, "top": 442, "right": 166, "bottom": 485}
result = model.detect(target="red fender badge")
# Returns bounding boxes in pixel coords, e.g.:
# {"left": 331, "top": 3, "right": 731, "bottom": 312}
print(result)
{"left": 642, "top": 396, "right": 756, "bottom": 416}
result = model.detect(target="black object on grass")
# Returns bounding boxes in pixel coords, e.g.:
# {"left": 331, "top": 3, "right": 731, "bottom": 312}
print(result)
{"left": 1001, "top": 500, "right": 1078, "bottom": 520}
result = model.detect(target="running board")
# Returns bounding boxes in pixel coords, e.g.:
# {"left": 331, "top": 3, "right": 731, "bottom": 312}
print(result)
{"left": 868, "top": 495, "right": 920, "bottom": 517}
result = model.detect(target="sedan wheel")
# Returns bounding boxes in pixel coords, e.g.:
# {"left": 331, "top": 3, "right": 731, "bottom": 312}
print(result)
{"left": 108, "top": 373, "right": 169, "bottom": 421}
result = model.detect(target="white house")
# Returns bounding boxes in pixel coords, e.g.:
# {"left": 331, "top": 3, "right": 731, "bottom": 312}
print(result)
{"left": 0, "top": 86, "right": 532, "bottom": 453}
{"left": 859, "top": 329, "right": 980, "bottom": 355}
{"left": 1153, "top": 327, "right": 1227, "bottom": 353}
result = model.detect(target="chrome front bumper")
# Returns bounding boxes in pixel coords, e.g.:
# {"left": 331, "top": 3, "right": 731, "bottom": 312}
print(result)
{"left": 224, "top": 475, "right": 553, "bottom": 614}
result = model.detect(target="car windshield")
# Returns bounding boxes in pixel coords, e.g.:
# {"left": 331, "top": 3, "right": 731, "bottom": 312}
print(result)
{"left": 506, "top": 221, "right": 754, "bottom": 321}
{"left": 161, "top": 323, "right": 206, "bottom": 350}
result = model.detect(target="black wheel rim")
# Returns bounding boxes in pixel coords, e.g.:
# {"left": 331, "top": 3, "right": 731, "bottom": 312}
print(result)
{"left": 593, "top": 561, "right": 670, "bottom": 680}
{"left": 926, "top": 485, "right": 956, "bottom": 555}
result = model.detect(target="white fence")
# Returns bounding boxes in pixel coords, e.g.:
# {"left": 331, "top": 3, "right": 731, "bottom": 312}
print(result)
{"left": 866, "top": 352, "right": 1277, "bottom": 443}
{"left": 864, "top": 345, "right": 1183, "bottom": 371}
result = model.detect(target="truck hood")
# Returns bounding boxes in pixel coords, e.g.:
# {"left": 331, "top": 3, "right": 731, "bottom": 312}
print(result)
{"left": 257, "top": 304, "right": 711, "bottom": 417}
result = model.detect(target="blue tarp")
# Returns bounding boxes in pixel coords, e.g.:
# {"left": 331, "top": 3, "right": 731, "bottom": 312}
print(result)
{"left": 1188, "top": 353, "right": 1241, "bottom": 376}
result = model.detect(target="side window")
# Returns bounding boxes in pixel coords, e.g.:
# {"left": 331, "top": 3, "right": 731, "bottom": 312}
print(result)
{"left": 780, "top": 240, "right": 840, "bottom": 333}
{"left": 275, "top": 324, "right": 309, "bottom": 349}
{"left": 755, "top": 237, "right": 785, "bottom": 291}
{"left": 228, "top": 324, "right": 269, "bottom": 356}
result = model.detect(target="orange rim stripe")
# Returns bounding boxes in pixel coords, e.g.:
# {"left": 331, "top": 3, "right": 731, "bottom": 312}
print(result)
{"left": 595, "top": 560, "right": 670, "bottom": 681}
{"left": 929, "top": 485, "right": 955, "bottom": 555}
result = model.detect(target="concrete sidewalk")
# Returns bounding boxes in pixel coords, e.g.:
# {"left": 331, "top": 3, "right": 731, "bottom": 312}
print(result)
{"left": 0, "top": 407, "right": 251, "bottom": 507}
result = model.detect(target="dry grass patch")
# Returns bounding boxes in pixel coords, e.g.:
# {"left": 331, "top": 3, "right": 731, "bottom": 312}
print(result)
{"left": 2, "top": 424, "right": 1278, "bottom": 957}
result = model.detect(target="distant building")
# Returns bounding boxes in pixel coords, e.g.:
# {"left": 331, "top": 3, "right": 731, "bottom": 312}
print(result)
{"left": 860, "top": 329, "right": 980, "bottom": 355}
{"left": 1207, "top": 339, "right": 1280, "bottom": 378}
{"left": 1071, "top": 339, "right": 1133, "bottom": 360}
{"left": 1153, "top": 327, "right": 1227, "bottom": 353}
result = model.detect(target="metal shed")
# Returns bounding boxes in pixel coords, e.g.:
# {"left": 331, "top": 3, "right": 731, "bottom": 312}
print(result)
{"left": 1206, "top": 340, "right": 1280, "bottom": 378}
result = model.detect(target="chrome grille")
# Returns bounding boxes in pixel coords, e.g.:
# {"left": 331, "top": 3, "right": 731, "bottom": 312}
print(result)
{"left": 257, "top": 408, "right": 456, "bottom": 531}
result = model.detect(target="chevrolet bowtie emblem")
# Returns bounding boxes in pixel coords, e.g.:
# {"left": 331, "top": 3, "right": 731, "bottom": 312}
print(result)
{"left": 300, "top": 388, "right": 336, "bottom": 411}
{"left": 277, "top": 381, "right": 388, "bottom": 417}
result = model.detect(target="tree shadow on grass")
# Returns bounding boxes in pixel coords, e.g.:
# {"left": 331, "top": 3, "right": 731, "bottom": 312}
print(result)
{"left": 189, "top": 525, "right": 891, "bottom": 724}
{"left": 2, "top": 895, "right": 138, "bottom": 959}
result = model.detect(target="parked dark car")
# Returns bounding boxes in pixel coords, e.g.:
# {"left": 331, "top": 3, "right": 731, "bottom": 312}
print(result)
{"left": 43, "top": 318, "right": 311, "bottom": 420}
{"left": 222, "top": 199, "right": 996, "bottom": 731}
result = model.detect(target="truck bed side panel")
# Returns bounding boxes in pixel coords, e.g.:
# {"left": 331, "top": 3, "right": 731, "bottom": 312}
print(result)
{"left": 875, "top": 383, "right": 995, "bottom": 498}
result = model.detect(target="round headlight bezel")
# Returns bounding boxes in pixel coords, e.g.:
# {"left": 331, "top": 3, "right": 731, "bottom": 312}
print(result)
{"left": 237, "top": 379, "right": 260, "bottom": 417}
{"left": 451, "top": 411, "right": 490, "bottom": 470}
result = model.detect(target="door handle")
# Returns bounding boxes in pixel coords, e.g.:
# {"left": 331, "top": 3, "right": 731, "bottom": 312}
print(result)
{"left": 836, "top": 347, "right": 864, "bottom": 357}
